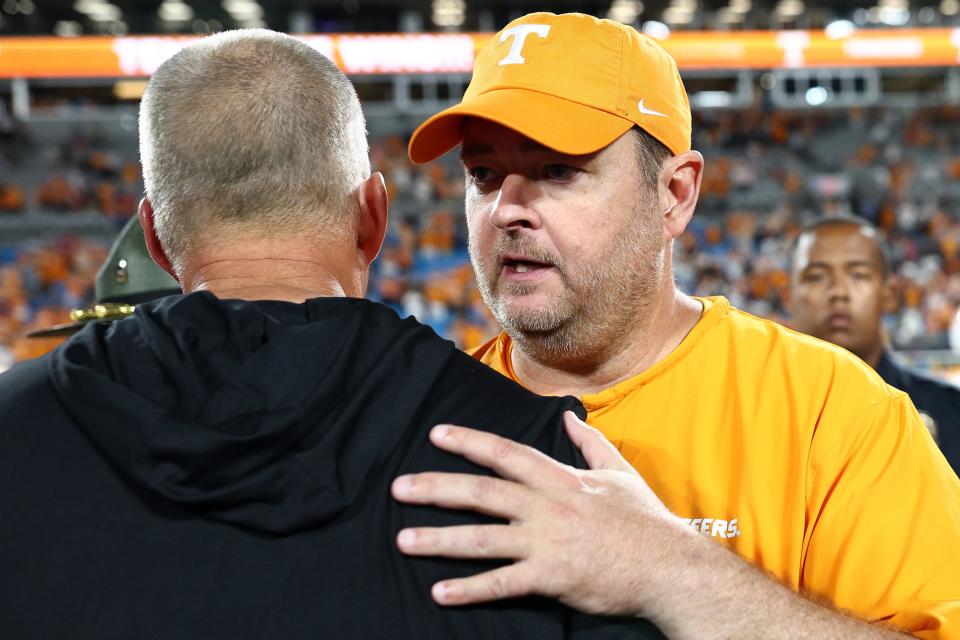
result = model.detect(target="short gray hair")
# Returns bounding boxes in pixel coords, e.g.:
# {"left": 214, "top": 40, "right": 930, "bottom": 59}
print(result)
{"left": 632, "top": 126, "right": 672, "bottom": 194}
{"left": 139, "top": 29, "right": 370, "bottom": 272}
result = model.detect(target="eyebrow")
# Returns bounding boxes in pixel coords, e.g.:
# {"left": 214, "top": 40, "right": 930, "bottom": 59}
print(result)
{"left": 804, "top": 260, "right": 880, "bottom": 270}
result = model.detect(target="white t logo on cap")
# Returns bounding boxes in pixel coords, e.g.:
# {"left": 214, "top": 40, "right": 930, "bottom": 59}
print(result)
{"left": 498, "top": 24, "right": 551, "bottom": 66}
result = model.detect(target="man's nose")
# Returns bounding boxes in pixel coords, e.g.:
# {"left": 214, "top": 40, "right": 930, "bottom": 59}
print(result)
{"left": 489, "top": 174, "right": 542, "bottom": 231}
{"left": 827, "top": 275, "right": 850, "bottom": 302}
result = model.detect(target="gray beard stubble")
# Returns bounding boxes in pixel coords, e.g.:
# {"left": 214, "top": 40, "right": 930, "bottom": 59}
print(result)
{"left": 469, "top": 205, "right": 665, "bottom": 368}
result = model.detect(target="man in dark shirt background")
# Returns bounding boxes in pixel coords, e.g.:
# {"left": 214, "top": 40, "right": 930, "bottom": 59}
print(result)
{"left": 788, "top": 215, "right": 960, "bottom": 474}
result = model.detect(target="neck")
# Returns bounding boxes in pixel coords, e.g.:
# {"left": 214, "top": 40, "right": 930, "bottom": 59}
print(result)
{"left": 510, "top": 286, "right": 704, "bottom": 397}
{"left": 179, "top": 241, "right": 365, "bottom": 303}
{"left": 859, "top": 340, "right": 886, "bottom": 370}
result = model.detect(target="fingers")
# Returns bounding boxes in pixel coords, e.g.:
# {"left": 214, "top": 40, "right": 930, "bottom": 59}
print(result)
{"left": 391, "top": 472, "right": 526, "bottom": 519}
{"left": 396, "top": 524, "right": 527, "bottom": 560}
{"left": 563, "top": 411, "right": 636, "bottom": 474}
{"left": 429, "top": 564, "right": 536, "bottom": 607}
{"left": 426, "top": 424, "right": 573, "bottom": 487}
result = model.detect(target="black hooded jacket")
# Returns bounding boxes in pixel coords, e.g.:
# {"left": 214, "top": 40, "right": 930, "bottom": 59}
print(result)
{"left": 0, "top": 292, "right": 663, "bottom": 639}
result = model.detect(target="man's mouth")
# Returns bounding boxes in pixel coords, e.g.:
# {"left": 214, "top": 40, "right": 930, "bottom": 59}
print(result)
{"left": 828, "top": 313, "right": 852, "bottom": 329}
{"left": 501, "top": 256, "right": 553, "bottom": 275}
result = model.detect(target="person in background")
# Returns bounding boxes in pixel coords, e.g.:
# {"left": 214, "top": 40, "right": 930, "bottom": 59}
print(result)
{"left": 23, "top": 215, "right": 181, "bottom": 341}
{"left": 788, "top": 214, "right": 960, "bottom": 474}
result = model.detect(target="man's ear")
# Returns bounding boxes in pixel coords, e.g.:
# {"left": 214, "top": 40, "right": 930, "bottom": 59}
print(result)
{"left": 783, "top": 279, "right": 797, "bottom": 318}
{"left": 138, "top": 197, "right": 178, "bottom": 282}
{"left": 881, "top": 272, "right": 897, "bottom": 310}
{"left": 657, "top": 150, "right": 704, "bottom": 241}
{"left": 356, "top": 172, "right": 389, "bottom": 266}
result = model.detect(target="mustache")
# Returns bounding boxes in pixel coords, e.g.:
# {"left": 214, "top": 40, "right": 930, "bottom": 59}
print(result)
{"left": 491, "top": 234, "right": 564, "bottom": 273}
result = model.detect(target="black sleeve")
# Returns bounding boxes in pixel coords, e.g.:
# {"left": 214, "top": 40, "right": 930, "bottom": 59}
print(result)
{"left": 568, "top": 611, "right": 668, "bottom": 639}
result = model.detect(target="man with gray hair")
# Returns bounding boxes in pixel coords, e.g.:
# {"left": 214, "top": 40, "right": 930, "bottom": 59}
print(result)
{"left": 0, "top": 30, "right": 660, "bottom": 639}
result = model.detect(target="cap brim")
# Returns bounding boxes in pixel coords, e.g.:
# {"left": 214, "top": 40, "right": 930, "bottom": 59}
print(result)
{"left": 408, "top": 88, "right": 635, "bottom": 164}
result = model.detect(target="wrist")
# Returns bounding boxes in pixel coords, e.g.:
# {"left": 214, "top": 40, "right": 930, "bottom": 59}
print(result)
{"left": 641, "top": 518, "right": 745, "bottom": 636}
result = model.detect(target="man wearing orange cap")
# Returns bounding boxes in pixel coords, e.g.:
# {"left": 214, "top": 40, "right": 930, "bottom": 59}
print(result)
{"left": 393, "top": 11, "right": 960, "bottom": 638}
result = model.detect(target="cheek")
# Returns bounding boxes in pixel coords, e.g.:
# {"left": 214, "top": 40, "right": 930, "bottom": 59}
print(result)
{"left": 465, "top": 206, "right": 495, "bottom": 257}
{"left": 791, "top": 287, "right": 823, "bottom": 315}
{"left": 558, "top": 215, "right": 613, "bottom": 259}
{"left": 851, "top": 282, "right": 882, "bottom": 306}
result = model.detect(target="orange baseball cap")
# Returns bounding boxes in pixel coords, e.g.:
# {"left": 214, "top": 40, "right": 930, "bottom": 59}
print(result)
{"left": 408, "top": 12, "right": 691, "bottom": 164}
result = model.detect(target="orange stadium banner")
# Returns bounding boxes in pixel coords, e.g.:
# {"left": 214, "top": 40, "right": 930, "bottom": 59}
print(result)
{"left": 0, "top": 29, "right": 958, "bottom": 78}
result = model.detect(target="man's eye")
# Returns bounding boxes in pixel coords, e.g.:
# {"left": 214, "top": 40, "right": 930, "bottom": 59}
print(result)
{"left": 467, "top": 167, "right": 494, "bottom": 183}
{"left": 544, "top": 164, "right": 578, "bottom": 181}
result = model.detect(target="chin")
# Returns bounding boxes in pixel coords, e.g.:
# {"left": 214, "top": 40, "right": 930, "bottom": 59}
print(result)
{"left": 513, "top": 310, "right": 580, "bottom": 338}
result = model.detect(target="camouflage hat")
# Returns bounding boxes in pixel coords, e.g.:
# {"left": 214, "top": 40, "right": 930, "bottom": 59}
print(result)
{"left": 27, "top": 216, "right": 181, "bottom": 338}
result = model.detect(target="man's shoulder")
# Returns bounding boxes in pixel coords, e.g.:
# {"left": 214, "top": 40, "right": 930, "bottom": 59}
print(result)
{"left": 885, "top": 357, "right": 960, "bottom": 419}
{"left": 448, "top": 335, "right": 577, "bottom": 413}
{"left": 715, "top": 300, "right": 875, "bottom": 367}
{"left": 898, "top": 361, "right": 960, "bottom": 399}
{"left": 710, "top": 299, "right": 897, "bottom": 404}
{"left": 0, "top": 355, "right": 58, "bottom": 418}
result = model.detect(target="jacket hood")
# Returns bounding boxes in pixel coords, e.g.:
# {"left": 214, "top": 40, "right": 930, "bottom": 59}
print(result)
{"left": 48, "top": 292, "right": 454, "bottom": 535}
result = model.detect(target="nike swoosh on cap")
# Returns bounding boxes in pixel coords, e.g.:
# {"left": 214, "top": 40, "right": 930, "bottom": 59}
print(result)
{"left": 637, "top": 99, "right": 668, "bottom": 117}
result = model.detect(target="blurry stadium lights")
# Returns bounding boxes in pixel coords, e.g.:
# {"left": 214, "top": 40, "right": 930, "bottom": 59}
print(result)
{"left": 222, "top": 0, "right": 264, "bottom": 21}
{"left": 73, "top": 0, "right": 122, "bottom": 22}
{"left": 942, "top": 0, "right": 960, "bottom": 16}
{"left": 662, "top": 0, "right": 697, "bottom": 24}
{"left": 825, "top": 18, "right": 856, "bottom": 38}
{"left": 774, "top": 0, "right": 805, "bottom": 17}
{"left": 692, "top": 90, "right": 734, "bottom": 107}
{"left": 2, "top": 0, "right": 34, "bottom": 15}
{"left": 431, "top": 0, "right": 465, "bottom": 28}
{"left": 717, "top": 8, "right": 744, "bottom": 23}
{"left": 662, "top": 7, "right": 694, "bottom": 24}
{"left": 805, "top": 86, "right": 828, "bottom": 105}
{"left": 158, "top": 0, "right": 194, "bottom": 23}
{"left": 608, "top": 0, "right": 644, "bottom": 24}
{"left": 641, "top": 20, "right": 671, "bottom": 39}
{"left": 53, "top": 19, "right": 83, "bottom": 36}
{"left": 875, "top": 0, "right": 910, "bottom": 25}
{"left": 728, "top": 0, "right": 751, "bottom": 12}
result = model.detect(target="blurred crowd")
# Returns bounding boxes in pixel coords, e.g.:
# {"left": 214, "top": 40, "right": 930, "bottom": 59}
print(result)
{"left": 0, "top": 236, "right": 108, "bottom": 368}
{"left": 0, "top": 124, "right": 142, "bottom": 217}
{"left": 3, "top": 105, "right": 960, "bottom": 366}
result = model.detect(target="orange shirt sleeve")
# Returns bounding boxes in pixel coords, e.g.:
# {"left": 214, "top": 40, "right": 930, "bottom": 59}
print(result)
{"left": 804, "top": 390, "right": 960, "bottom": 638}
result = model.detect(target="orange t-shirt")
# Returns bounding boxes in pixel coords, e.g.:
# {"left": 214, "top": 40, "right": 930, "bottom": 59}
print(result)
{"left": 472, "top": 296, "right": 960, "bottom": 638}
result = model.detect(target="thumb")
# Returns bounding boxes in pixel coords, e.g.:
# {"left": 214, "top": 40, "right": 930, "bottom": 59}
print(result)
{"left": 563, "top": 411, "right": 636, "bottom": 473}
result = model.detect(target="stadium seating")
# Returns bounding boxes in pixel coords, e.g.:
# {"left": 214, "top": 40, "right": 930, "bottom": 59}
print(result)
{"left": 2, "top": 106, "right": 960, "bottom": 364}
